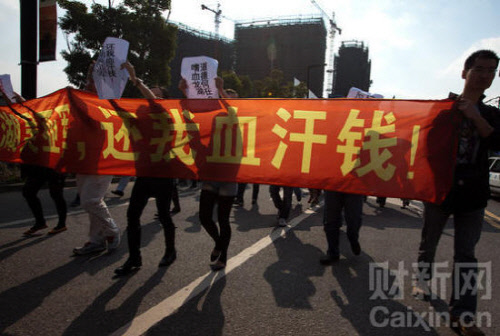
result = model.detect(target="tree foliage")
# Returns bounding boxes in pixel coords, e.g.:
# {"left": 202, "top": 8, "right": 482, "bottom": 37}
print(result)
{"left": 57, "top": 0, "right": 176, "bottom": 97}
{"left": 252, "top": 69, "right": 308, "bottom": 98}
{"left": 219, "top": 69, "right": 307, "bottom": 98}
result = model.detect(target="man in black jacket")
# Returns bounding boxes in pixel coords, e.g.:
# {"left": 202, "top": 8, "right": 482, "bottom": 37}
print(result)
{"left": 413, "top": 49, "right": 500, "bottom": 336}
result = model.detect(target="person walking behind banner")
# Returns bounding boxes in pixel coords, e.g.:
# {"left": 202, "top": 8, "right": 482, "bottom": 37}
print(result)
{"left": 413, "top": 50, "right": 500, "bottom": 336}
{"left": 179, "top": 76, "right": 238, "bottom": 271}
{"left": 111, "top": 176, "right": 132, "bottom": 197}
{"left": 22, "top": 164, "right": 68, "bottom": 236}
{"left": 1, "top": 91, "right": 68, "bottom": 236}
{"left": 320, "top": 191, "right": 363, "bottom": 264}
{"left": 73, "top": 62, "right": 120, "bottom": 255}
{"left": 269, "top": 185, "right": 293, "bottom": 227}
{"left": 234, "top": 183, "right": 260, "bottom": 206}
{"left": 115, "top": 61, "right": 177, "bottom": 275}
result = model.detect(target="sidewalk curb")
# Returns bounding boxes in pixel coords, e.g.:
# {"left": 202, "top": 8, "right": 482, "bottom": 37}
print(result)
{"left": 0, "top": 177, "right": 122, "bottom": 194}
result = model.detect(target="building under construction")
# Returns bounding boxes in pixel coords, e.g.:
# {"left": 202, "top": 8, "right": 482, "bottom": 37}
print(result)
{"left": 332, "top": 40, "right": 372, "bottom": 97}
{"left": 234, "top": 16, "right": 327, "bottom": 97}
{"left": 168, "top": 22, "right": 235, "bottom": 98}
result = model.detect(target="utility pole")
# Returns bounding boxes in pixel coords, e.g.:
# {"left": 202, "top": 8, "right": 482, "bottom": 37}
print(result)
{"left": 20, "top": 0, "right": 38, "bottom": 99}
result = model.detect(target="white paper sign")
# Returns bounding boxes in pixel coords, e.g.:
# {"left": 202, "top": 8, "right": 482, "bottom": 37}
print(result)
{"left": 347, "top": 87, "right": 384, "bottom": 99}
{"left": 181, "top": 56, "right": 218, "bottom": 98}
{"left": 0, "top": 74, "right": 16, "bottom": 102}
{"left": 93, "top": 37, "right": 130, "bottom": 99}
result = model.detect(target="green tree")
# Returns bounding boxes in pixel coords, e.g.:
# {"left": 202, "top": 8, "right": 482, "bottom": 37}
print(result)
{"left": 58, "top": 0, "right": 176, "bottom": 97}
{"left": 252, "top": 69, "right": 308, "bottom": 98}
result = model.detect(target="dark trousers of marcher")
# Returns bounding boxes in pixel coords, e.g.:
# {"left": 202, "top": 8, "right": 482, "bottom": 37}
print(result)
{"left": 269, "top": 185, "right": 293, "bottom": 219}
{"left": 171, "top": 180, "right": 180, "bottom": 210}
{"left": 126, "top": 177, "right": 175, "bottom": 263}
{"left": 323, "top": 191, "right": 363, "bottom": 258}
{"left": 236, "top": 183, "right": 260, "bottom": 203}
{"left": 293, "top": 187, "right": 302, "bottom": 201}
{"left": 417, "top": 202, "right": 484, "bottom": 317}
{"left": 22, "top": 166, "right": 67, "bottom": 227}
{"left": 199, "top": 190, "right": 234, "bottom": 264}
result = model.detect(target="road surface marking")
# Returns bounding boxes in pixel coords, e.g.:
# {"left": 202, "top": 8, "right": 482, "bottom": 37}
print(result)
{"left": 110, "top": 205, "right": 320, "bottom": 336}
{"left": 485, "top": 210, "right": 500, "bottom": 229}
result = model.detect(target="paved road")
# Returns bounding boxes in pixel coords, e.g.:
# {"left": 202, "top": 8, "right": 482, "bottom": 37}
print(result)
{"left": 1, "top": 182, "right": 499, "bottom": 336}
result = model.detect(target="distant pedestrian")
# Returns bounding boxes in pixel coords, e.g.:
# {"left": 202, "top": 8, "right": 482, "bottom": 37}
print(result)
{"left": 111, "top": 176, "right": 132, "bottom": 197}
{"left": 269, "top": 185, "right": 293, "bottom": 227}
{"left": 21, "top": 164, "right": 68, "bottom": 236}
{"left": 234, "top": 183, "right": 260, "bottom": 206}
{"left": 320, "top": 191, "right": 363, "bottom": 265}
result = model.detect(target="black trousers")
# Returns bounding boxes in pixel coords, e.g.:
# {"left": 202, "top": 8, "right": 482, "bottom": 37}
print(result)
{"left": 236, "top": 183, "right": 260, "bottom": 202}
{"left": 126, "top": 177, "right": 175, "bottom": 262}
{"left": 199, "top": 189, "right": 234, "bottom": 264}
{"left": 22, "top": 165, "right": 66, "bottom": 227}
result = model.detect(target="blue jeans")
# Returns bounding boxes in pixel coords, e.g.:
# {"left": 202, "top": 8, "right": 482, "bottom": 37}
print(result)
{"left": 417, "top": 202, "right": 484, "bottom": 316}
{"left": 323, "top": 191, "right": 363, "bottom": 257}
{"left": 269, "top": 185, "right": 293, "bottom": 219}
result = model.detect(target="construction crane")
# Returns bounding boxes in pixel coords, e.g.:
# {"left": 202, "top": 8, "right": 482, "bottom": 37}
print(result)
{"left": 310, "top": 0, "right": 342, "bottom": 96}
{"left": 201, "top": 2, "right": 225, "bottom": 39}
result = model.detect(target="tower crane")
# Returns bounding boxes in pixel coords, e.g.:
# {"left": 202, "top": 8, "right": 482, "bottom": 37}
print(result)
{"left": 310, "top": 0, "right": 342, "bottom": 95}
{"left": 201, "top": 2, "right": 228, "bottom": 39}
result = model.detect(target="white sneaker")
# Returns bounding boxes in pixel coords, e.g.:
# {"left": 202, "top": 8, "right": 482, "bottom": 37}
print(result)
{"left": 278, "top": 218, "right": 287, "bottom": 227}
{"left": 73, "top": 242, "right": 106, "bottom": 255}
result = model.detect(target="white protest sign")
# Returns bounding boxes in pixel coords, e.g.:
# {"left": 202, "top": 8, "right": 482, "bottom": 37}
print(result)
{"left": 0, "top": 74, "right": 16, "bottom": 102}
{"left": 93, "top": 37, "right": 130, "bottom": 99}
{"left": 347, "top": 87, "right": 384, "bottom": 99}
{"left": 181, "top": 56, "right": 218, "bottom": 98}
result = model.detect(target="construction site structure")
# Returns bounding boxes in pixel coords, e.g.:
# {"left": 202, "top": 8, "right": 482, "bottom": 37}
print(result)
{"left": 234, "top": 15, "right": 327, "bottom": 97}
{"left": 168, "top": 21, "right": 235, "bottom": 97}
{"left": 332, "top": 40, "right": 372, "bottom": 98}
{"left": 310, "top": 0, "right": 341, "bottom": 96}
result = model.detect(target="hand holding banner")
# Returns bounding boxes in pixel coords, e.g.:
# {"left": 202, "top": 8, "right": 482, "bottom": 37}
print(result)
{"left": 93, "top": 37, "right": 130, "bottom": 99}
{"left": 181, "top": 56, "right": 219, "bottom": 98}
{"left": 347, "top": 87, "right": 384, "bottom": 99}
{"left": 0, "top": 75, "right": 17, "bottom": 102}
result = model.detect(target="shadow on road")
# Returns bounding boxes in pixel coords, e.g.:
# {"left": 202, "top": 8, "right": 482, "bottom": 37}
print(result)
{"left": 264, "top": 229, "right": 325, "bottom": 309}
{"left": 145, "top": 272, "right": 226, "bottom": 336}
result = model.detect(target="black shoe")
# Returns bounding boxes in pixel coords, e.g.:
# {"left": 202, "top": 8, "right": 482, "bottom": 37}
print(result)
{"left": 211, "top": 260, "right": 226, "bottom": 271}
{"left": 111, "top": 190, "right": 124, "bottom": 197}
{"left": 350, "top": 240, "right": 361, "bottom": 256}
{"left": 23, "top": 224, "right": 48, "bottom": 236}
{"left": 159, "top": 250, "right": 176, "bottom": 267}
{"left": 114, "top": 259, "right": 142, "bottom": 276}
{"left": 210, "top": 249, "right": 221, "bottom": 263}
{"left": 170, "top": 207, "right": 181, "bottom": 214}
{"left": 319, "top": 254, "right": 339, "bottom": 265}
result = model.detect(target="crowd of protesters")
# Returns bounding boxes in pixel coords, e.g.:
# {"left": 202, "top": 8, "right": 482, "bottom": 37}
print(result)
{"left": 2, "top": 49, "right": 500, "bottom": 336}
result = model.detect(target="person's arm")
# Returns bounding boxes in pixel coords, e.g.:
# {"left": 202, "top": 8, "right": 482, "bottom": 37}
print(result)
{"left": 121, "top": 61, "right": 156, "bottom": 99}
{"left": 178, "top": 78, "right": 188, "bottom": 97}
{"left": 12, "top": 92, "right": 26, "bottom": 103}
{"left": 84, "top": 61, "right": 97, "bottom": 93}
{"left": 215, "top": 76, "right": 228, "bottom": 98}
{"left": 0, "top": 89, "right": 25, "bottom": 104}
{"left": 457, "top": 97, "right": 494, "bottom": 138}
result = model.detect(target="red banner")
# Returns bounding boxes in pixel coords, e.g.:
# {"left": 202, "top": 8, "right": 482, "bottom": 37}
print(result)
{"left": 0, "top": 88, "right": 458, "bottom": 203}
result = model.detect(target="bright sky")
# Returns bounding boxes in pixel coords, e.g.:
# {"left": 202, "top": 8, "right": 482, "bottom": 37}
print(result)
{"left": 1, "top": 0, "right": 500, "bottom": 102}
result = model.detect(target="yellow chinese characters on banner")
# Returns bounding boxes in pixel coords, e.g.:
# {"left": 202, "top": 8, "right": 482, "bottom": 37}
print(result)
{"left": 0, "top": 88, "right": 456, "bottom": 203}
